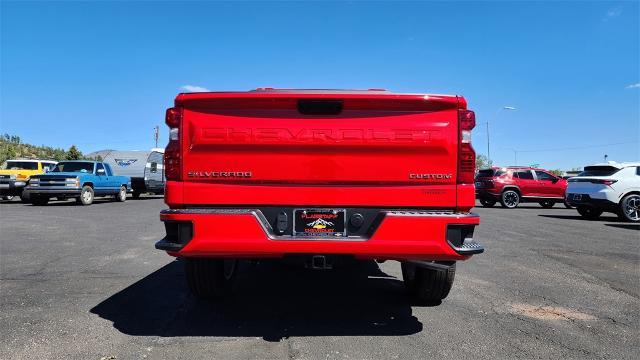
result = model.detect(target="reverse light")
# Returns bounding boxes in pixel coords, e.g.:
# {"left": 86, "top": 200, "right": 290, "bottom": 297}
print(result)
{"left": 169, "top": 128, "right": 179, "bottom": 141}
{"left": 461, "top": 130, "right": 472, "bottom": 143}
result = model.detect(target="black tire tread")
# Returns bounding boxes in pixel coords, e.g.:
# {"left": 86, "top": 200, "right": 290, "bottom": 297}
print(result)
{"left": 480, "top": 199, "right": 496, "bottom": 208}
{"left": 500, "top": 189, "right": 520, "bottom": 208}
{"left": 539, "top": 200, "right": 555, "bottom": 209}
{"left": 402, "top": 262, "right": 456, "bottom": 302}
{"left": 185, "top": 258, "right": 225, "bottom": 299}
{"left": 618, "top": 194, "right": 640, "bottom": 223}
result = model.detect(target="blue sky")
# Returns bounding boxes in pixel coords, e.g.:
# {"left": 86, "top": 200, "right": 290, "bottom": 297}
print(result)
{"left": 1, "top": 1, "right": 638, "bottom": 170}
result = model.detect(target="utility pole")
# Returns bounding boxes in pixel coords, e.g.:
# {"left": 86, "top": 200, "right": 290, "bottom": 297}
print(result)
{"left": 154, "top": 126, "right": 159, "bottom": 148}
{"left": 487, "top": 106, "right": 516, "bottom": 165}
{"left": 486, "top": 121, "right": 490, "bottom": 162}
{"left": 506, "top": 148, "right": 518, "bottom": 165}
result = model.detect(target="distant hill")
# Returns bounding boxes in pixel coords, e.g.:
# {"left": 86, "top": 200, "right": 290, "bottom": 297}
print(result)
{"left": 0, "top": 134, "right": 96, "bottom": 164}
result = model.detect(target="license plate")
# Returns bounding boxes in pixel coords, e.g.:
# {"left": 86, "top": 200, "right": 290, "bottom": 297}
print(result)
{"left": 0, "top": 184, "right": 9, "bottom": 189}
{"left": 294, "top": 209, "right": 346, "bottom": 237}
{"left": 573, "top": 194, "right": 582, "bottom": 201}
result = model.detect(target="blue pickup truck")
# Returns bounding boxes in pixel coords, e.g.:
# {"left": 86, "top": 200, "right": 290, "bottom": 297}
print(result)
{"left": 24, "top": 161, "right": 132, "bottom": 206}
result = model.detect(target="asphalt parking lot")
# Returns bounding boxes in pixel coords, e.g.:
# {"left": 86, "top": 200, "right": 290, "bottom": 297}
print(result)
{"left": 1, "top": 197, "right": 638, "bottom": 359}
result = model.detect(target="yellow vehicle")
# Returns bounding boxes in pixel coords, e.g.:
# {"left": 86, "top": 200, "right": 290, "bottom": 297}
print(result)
{"left": 0, "top": 159, "right": 57, "bottom": 202}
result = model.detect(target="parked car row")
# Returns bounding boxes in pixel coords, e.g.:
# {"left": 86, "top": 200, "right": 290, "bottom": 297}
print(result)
{"left": 0, "top": 151, "right": 166, "bottom": 206}
{"left": 476, "top": 162, "right": 640, "bottom": 222}
{"left": 0, "top": 159, "right": 58, "bottom": 201}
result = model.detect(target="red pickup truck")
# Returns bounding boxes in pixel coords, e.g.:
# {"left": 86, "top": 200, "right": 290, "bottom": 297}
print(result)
{"left": 156, "top": 89, "right": 483, "bottom": 302}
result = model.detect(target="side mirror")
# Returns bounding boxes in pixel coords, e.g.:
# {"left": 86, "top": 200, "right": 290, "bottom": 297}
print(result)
{"left": 552, "top": 177, "right": 559, "bottom": 183}
{"left": 97, "top": 168, "right": 106, "bottom": 175}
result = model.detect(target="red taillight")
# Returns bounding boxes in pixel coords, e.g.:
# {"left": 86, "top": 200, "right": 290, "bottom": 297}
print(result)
{"left": 459, "top": 109, "right": 476, "bottom": 130}
{"left": 592, "top": 179, "right": 617, "bottom": 186}
{"left": 458, "top": 109, "right": 476, "bottom": 184}
{"left": 166, "top": 107, "right": 182, "bottom": 127}
{"left": 164, "top": 107, "right": 183, "bottom": 181}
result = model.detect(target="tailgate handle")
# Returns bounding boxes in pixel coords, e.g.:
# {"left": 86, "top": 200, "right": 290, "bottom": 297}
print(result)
{"left": 297, "top": 100, "right": 343, "bottom": 115}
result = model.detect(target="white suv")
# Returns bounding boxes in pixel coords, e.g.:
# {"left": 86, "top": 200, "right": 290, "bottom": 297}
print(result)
{"left": 566, "top": 162, "right": 640, "bottom": 222}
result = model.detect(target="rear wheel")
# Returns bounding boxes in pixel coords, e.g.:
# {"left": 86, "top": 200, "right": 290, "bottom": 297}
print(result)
{"left": 479, "top": 199, "right": 496, "bottom": 207}
{"left": 500, "top": 190, "right": 520, "bottom": 208}
{"left": 31, "top": 196, "right": 49, "bottom": 206}
{"left": 185, "top": 258, "right": 238, "bottom": 299}
{"left": 114, "top": 186, "right": 127, "bottom": 202}
{"left": 577, "top": 206, "right": 603, "bottom": 220}
{"left": 401, "top": 262, "right": 456, "bottom": 302}
{"left": 539, "top": 200, "right": 555, "bottom": 209}
{"left": 77, "top": 186, "right": 94, "bottom": 205}
{"left": 618, "top": 194, "right": 640, "bottom": 223}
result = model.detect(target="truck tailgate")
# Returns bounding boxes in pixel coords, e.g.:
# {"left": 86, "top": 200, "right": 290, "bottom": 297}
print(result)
{"left": 171, "top": 92, "right": 463, "bottom": 207}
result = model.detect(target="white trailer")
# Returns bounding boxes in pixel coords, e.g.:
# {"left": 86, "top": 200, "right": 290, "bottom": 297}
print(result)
{"left": 100, "top": 149, "right": 164, "bottom": 198}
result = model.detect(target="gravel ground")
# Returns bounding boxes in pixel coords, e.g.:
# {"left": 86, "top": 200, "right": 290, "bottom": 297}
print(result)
{"left": 1, "top": 197, "right": 638, "bottom": 359}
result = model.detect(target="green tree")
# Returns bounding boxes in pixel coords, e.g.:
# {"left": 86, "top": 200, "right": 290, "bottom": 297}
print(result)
{"left": 548, "top": 169, "right": 564, "bottom": 177}
{"left": 0, "top": 133, "right": 70, "bottom": 163}
{"left": 476, "top": 154, "right": 493, "bottom": 171}
{"left": 65, "top": 145, "right": 82, "bottom": 160}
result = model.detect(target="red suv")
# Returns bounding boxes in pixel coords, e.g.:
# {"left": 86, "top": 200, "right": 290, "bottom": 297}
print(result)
{"left": 475, "top": 167, "right": 568, "bottom": 208}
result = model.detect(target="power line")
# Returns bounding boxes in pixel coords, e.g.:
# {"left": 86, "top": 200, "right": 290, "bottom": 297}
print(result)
{"left": 513, "top": 141, "right": 638, "bottom": 153}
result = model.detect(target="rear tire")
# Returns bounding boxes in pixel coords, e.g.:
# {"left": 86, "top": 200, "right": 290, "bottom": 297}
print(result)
{"left": 114, "top": 186, "right": 127, "bottom": 202}
{"left": 480, "top": 199, "right": 496, "bottom": 207}
{"left": 539, "top": 200, "right": 555, "bottom": 209}
{"left": 185, "top": 258, "right": 238, "bottom": 299}
{"left": 577, "top": 206, "right": 603, "bottom": 220}
{"left": 77, "top": 186, "right": 94, "bottom": 205}
{"left": 401, "top": 262, "right": 456, "bottom": 302}
{"left": 31, "top": 196, "right": 49, "bottom": 206}
{"left": 500, "top": 190, "right": 520, "bottom": 208}
{"left": 618, "top": 194, "right": 640, "bottom": 223}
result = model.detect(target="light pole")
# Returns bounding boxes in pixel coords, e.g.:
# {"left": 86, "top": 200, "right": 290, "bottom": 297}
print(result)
{"left": 505, "top": 148, "right": 519, "bottom": 165}
{"left": 487, "top": 106, "right": 516, "bottom": 164}
{"left": 154, "top": 126, "right": 159, "bottom": 148}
